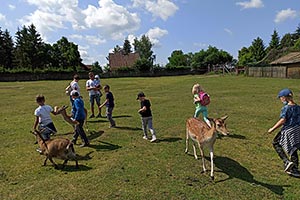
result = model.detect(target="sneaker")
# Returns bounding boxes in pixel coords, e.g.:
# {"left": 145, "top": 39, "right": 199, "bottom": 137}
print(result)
{"left": 89, "top": 114, "right": 95, "bottom": 118}
{"left": 287, "top": 168, "right": 300, "bottom": 178}
{"left": 284, "top": 161, "right": 294, "bottom": 172}
{"left": 71, "top": 139, "right": 77, "bottom": 145}
{"left": 109, "top": 125, "right": 116, "bottom": 128}
{"left": 96, "top": 113, "right": 102, "bottom": 118}
{"left": 150, "top": 136, "right": 157, "bottom": 143}
{"left": 80, "top": 143, "right": 89, "bottom": 148}
{"left": 143, "top": 136, "right": 149, "bottom": 140}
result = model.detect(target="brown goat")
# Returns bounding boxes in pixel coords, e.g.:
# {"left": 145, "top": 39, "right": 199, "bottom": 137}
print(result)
{"left": 32, "top": 130, "right": 78, "bottom": 169}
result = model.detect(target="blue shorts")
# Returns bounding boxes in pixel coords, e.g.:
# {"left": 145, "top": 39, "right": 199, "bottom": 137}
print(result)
{"left": 89, "top": 94, "right": 101, "bottom": 106}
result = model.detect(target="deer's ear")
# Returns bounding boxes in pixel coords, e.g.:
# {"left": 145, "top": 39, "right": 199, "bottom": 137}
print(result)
{"left": 221, "top": 115, "right": 228, "bottom": 121}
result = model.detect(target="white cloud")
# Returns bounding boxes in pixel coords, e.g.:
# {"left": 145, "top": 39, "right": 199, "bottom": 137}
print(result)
{"left": 224, "top": 28, "right": 233, "bottom": 36}
{"left": 236, "top": 0, "right": 264, "bottom": 9}
{"left": 145, "top": 27, "right": 168, "bottom": 46}
{"left": 127, "top": 27, "right": 168, "bottom": 48}
{"left": 132, "top": 0, "right": 178, "bottom": 21}
{"left": 0, "top": 13, "right": 6, "bottom": 21}
{"left": 70, "top": 34, "right": 106, "bottom": 45}
{"left": 274, "top": 8, "right": 297, "bottom": 23}
{"left": 69, "top": 34, "right": 84, "bottom": 40}
{"left": 193, "top": 42, "right": 208, "bottom": 48}
{"left": 82, "top": 0, "right": 140, "bottom": 40}
{"left": 22, "top": 0, "right": 84, "bottom": 37}
{"left": 85, "top": 35, "right": 106, "bottom": 45}
{"left": 8, "top": 4, "right": 16, "bottom": 10}
{"left": 19, "top": 10, "right": 65, "bottom": 34}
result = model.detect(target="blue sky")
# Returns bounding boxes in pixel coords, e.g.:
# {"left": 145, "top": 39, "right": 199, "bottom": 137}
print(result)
{"left": 0, "top": 0, "right": 299, "bottom": 66}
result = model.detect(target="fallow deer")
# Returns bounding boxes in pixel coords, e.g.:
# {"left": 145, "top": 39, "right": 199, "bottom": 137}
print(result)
{"left": 185, "top": 116, "right": 229, "bottom": 180}
{"left": 32, "top": 130, "right": 79, "bottom": 169}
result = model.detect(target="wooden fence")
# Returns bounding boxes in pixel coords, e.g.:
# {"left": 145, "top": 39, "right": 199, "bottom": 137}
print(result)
{"left": 248, "top": 66, "right": 287, "bottom": 78}
{"left": 0, "top": 68, "right": 207, "bottom": 82}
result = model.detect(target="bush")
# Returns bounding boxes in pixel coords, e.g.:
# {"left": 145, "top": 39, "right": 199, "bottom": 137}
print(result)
{"left": 133, "top": 58, "right": 152, "bottom": 72}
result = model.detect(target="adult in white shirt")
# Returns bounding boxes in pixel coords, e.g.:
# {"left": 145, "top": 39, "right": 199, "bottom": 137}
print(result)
{"left": 86, "top": 72, "right": 102, "bottom": 118}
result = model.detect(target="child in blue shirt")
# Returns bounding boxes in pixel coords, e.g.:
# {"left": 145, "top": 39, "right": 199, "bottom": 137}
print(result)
{"left": 268, "top": 88, "right": 300, "bottom": 177}
{"left": 71, "top": 91, "right": 89, "bottom": 147}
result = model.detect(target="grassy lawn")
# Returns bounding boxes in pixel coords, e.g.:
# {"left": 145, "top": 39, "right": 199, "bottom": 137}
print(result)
{"left": 1, "top": 75, "right": 300, "bottom": 200}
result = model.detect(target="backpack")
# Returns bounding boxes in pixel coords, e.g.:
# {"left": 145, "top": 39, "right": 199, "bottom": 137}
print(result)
{"left": 199, "top": 91, "right": 210, "bottom": 106}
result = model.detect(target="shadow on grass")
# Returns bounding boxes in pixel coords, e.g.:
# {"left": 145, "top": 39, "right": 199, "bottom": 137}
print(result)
{"left": 214, "top": 156, "right": 289, "bottom": 195}
{"left": 56, "top": 164, "right": 92, "bottom": 172}
{"left": 157, "top": 137, "right": 182, "bottom": 143}
{"left": 58, "top": 132, "right": 74, "bottom": 136}
{"left": 112, "top": 115, "right": 132, "bottom": 119}
{"left": 227, "top": 133, "right": 246, "bottom": 139}
{"left": 87, "top": 119, "right": 108, "bottom": 123}
{"left": 76, "top": 151, "right": 94, "bottom": 161}
{"left": 114, "top": 126, "right": 142, "bottom": 131}
{"left": 217, "top": 133, "right": 246, "bottom": 140}
{"left": 88, "top": 141, "right": 121, "bottom": 151}
{"left": 87, "top": 130, "right": 104, "bottom": 141}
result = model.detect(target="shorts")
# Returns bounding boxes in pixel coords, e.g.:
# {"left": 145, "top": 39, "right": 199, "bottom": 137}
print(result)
{"left": 89, "top": 94, "right": 101, "bottom": 106}
{"left": 38, "top": 122, "right": 57, "bottom": 140}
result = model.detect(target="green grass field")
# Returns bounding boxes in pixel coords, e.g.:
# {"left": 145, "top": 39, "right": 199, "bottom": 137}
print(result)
{"left": 1, "top": 75, "right": 300, "bottom": 200}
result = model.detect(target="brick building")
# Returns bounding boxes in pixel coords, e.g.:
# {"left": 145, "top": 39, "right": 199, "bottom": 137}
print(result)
{"left": 108, "top": 52, "right": 140, "bottom": 70}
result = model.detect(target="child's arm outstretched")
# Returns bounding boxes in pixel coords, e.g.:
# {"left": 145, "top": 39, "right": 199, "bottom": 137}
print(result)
{"left": 268, "top": 118, "right": 285, "bottom": 133}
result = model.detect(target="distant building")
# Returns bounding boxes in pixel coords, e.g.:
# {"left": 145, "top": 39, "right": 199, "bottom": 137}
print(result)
{"left": 248, "top": 52, "right": 300, "bottom": 78}
{"left": 108, "top": 51, "right": 140, "bottom": 70}
{"left": 80, "top": 63, "right": 92, "bottom": 71}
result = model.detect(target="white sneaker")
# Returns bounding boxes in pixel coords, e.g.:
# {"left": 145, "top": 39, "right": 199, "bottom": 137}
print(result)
{"left": 284, "top": 161, "right": 294, "bottom": 172}
{"left": 150, "top": 136, "right": 157, "bottom": 143}
{"left": 143, "top": 136, "right": 148, "bottom": 140}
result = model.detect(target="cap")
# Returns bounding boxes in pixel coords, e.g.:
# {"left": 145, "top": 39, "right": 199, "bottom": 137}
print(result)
{"left": 95, "top": 75, "right": 99, "bottom": 79}
{"left": 70, "top": 90, "right": 79, "bottom": 96}
{"left": 277, "top": 88, "right": 293, "bottom": 98}
{"left": 136, "top": 92, "right": 145, "bottom": 100}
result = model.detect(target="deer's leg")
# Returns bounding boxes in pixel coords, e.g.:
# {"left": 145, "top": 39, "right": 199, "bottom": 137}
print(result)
{"left": 75, "top": 159, "right": 79, "bottom": 169}
{"left": 43, "top": 157, "right": 48, "bottom": 166}
{"left": 62, "top": 159, "right": 69, "bottom": 168}
{"left": 185, "top": 129, "right": 189, "bottom": 154}
{"left": 192, "top": 141, "right": 198, "bottom": 160}
{"left": 209, "top": 147, "right": 214, "bottom": 180}
{"left": 48, "top": 157, "right": 58, "bottom": 169}
{"left": 198, "top": 142, "right": 206, "bottom": 172}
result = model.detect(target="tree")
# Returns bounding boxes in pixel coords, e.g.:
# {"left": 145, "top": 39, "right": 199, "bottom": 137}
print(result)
{"left": 292, "top": 24, "right": 300, "bottom": 41}
{"left": 269, "top": 30, "right": 280, "bottom": 50}
{"left": 123, "top": 39, "right": 132, "bottom": 55}
{"left": 14, "top": 24, "right": 45, "bottom": 70}
{"left": 3, "top": 29, "right": 14, "bottom": 69}
{"left": 0, "top": 28, "right": 6, "bottom": 68}
{"left": 166, "top": 50, "right": 189, "bottom": 68}
{"left": 133, "top": 35, "right": 155, "bottom": 72}
{"left": 52, "top": 37, "right": 82, "bottom": 70}
{"left": 237, "top": 47, "right": 252, "bottom": 66}
{"left": 191, "top": 49, "right": 208, "bottom": 69}
{"left": 133, "top": 35, "right": 155, "bottom": 63}
{"left": 280, "top": 33, "right": 294, "bottom": 49}
{"left": 92, "top": 61, "right": 103, "bottom": 73}
{"left": 294, "top": 38, "right": 300, "bottom": 51}
{"left": 249, "top": 37, "right": 266, "bottom": 62}
{"left": 113, "top": 45, "right": 122, "bottom": 53}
